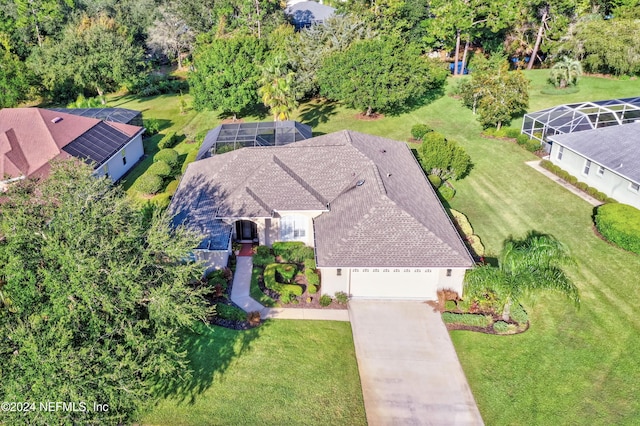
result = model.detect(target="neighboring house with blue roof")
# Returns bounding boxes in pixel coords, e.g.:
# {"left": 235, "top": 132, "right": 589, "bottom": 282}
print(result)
{"left": 170, "top": 130, "right": 474, "bottom": 300}
{"left": 548, "top": 122, "right": 640, "bottom": 209}
{"left": 285, "top": 1, "right": 336, "bottom": 29}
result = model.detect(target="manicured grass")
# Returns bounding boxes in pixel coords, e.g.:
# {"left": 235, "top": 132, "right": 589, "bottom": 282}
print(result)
{"left": 122, "top": 71, "right": 640, "bottom": 424}
{"left": 250, "top": 266, "right": 276, "bottom": 307}
{"left": 142, "top": 321, "right": 365, "bottom": 426}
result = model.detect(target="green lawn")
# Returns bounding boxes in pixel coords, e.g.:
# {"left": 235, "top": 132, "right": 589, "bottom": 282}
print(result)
{"left": 124, "top": 70, "right": 640, "bottom": 424}
{"left": 142, "top": 321, "right": 365, "bottom": 426}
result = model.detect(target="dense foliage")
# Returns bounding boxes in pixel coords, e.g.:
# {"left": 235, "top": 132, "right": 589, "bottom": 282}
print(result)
{"left": 318, "top": 37, "right": 448, "bottom": 115}
{"left": 0, "top": 162, "right": 209, "bottom": 424}
{"left": 458, "top": 54, "right": 530, "bottom": 129}
{"left": 418, "top": 131, "right": 472, "bottom": 181}
{"left": 595, "top": 203, "right": 640, "bottom": 255}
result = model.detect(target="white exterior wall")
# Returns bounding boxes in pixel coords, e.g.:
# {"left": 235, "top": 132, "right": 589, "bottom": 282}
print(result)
{"left": 94, "top": 133, "right": 144, "bottom": 182}
{"left": 436, "top": 268, "right": 466, "bottom": 297}
{"left": 271, "top": 210, "right": 325, "bottom": 247}
{"left": 318, "top": 267, "right": 350, "bottom": 296}
{"left": 551, "top": 144, "right": 640, "bottom": 209}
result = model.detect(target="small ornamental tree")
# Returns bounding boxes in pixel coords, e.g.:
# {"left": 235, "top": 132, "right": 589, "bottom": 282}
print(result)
{"left": 154, "top": 148, "right": 180, "bottom": 168}
{"left": 318, "top": 37, "right": 448, "bottom": 116}
{"left": 458, "top": 54, "right": 530, "bottom": 129}
{"left": 549, "top": 56, "right": 582, "bottom": 88}
{"left": 418, "top": 131, "right": 472, "bottom": 181}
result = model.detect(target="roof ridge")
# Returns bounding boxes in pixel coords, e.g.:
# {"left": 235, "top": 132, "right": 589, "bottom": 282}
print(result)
{"left": 273, "top": 154, "right": 327, "bottom": 205}
{"left": 245, "top": 186, "right": 272, "bottom": 214}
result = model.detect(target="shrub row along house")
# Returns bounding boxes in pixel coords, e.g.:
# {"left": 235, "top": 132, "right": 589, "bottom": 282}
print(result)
{"left": 170, "top": 129, "right": 474, "bottom": 300}
{"left": 0, "top": 108, "right": 144, "bottom": 188}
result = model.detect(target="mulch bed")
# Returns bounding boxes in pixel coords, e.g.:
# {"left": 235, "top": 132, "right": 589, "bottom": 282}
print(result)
{"left": 444, "top": 319, "right": 529, "bottom": 335}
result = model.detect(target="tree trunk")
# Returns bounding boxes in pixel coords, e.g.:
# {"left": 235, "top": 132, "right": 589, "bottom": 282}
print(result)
{"left": 96, "top": 87, "right": 106, "bottom": 105}
{"left": 366, "top": 106, "right": 372, "bottom": 116}
{"left": 496, "top": 121, "right": 502, "bottom": 131}
{"left": 453, "top": 30, "right": 461, "bottom": 76}
{"left": 461, "top": 36, "right": 470, "bottom": 75}
{"left": 527, "top": 10, "right": 548, "bottom": 70}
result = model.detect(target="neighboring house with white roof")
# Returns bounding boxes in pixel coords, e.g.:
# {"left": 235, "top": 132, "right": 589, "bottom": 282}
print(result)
{"left": 170, "top": 130, "right": 474, "bottom": 300}
{"left": 548, "top": 122, "right": 640, "bottom": 209}
{"left": 0, "top": 108, "right": 144, "bottom": 185}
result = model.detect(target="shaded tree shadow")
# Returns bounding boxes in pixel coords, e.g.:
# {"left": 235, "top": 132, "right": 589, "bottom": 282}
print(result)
{"left": 217, "top": 103, "right": 270, "bottom": 121}
{"left": 383, "top": 86, "right": 446, "bottom": 117}
{"left": 152, "top": 320, "right": 269, "bottom": 405}
{"left": 299, "top": 100, "right": 337, "bottom": 128}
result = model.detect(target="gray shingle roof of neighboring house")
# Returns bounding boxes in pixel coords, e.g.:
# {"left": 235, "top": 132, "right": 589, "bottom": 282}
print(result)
{"left": 548, "top": 121, "right": 640, "bottom": 184}
{"left": 286, "top": 1, "right": 336, "bottom": 28}
{"left": 171, "top": 130, "right": 474, "bottom": 268}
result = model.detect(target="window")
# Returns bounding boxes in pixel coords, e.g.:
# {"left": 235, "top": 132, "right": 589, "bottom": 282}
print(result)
{"left": 446, "top": 269, "right": 452, "bottom": 277}
{"left": 583, "top": 160, "right": 591, "bottom": 175}
{"left": 597, "top": 165, "right": 605, "bottom": 176}
{"left": 121, "top": 149, "right": 127, "bottom": 165}
{"left": 280, "top": 215, "right": 307, "bottom": 241}
{"left": 557, "top": 146, "right": 564, "bottom": 160}
{"left": 353, "top": 269, "right": 359, "bottom": 273}
{"left": 336, "top": 268, "right": 342, "bottom": 276}
{"left": 630, "top": 182, "right": 640, "bottom": 192}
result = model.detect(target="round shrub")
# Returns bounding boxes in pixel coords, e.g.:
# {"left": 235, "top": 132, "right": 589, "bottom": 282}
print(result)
{"left": 516, "top": 134, "right": 530, "bottom": 146}
{"left": 154, "top": 148, "right": 179, "bottom": 168}
{"left": 575, "top": 182, "right": 588, "bottom": 191}
{"left": 428, "top": 174, "right": 442, "bottom": 188}
{"left": 151, "top": 192, "right": 171, "bottom": 209}
{"left": 493, "top": 321, "right": 510, "bottom": 333}
{"left": 540, "top": 159, "right": 552, "bottom": 169}
{"left": 134, "top": 172, "right": 164, "bottom": 194}
{"left": 319, "top": 294, "right": 332, "bottom": 307}
{"left": 158, "top": 132, "right": 178, "bottom": 149}
{"left": 566, "top": 175, "right": 578, "bottom": 185}
{"left": 525, "top": 140, "right": 541, "bottom": 152}
{"left": 505, "top": 128, "right": 521, "bottom": 139}
{"left": 147, "top": 160, "right": 172, "bottom": 177}
{"left": 438, "top": 185, "right": 455, "bottom": 201}
{"left": 411, "top": 124, "right": 432, "bottom": 141}
{"left": 586, "top": 186, "right": 599, "bottom": 197}
{"left": 143, "top": 118, "right": 161, "bottom": 136}
{"left": 165, "top": 179, "right": 180, "bottom": 195}
{"left": 557, "top": 170, "right": 569, "bottom": 180}
{"left": 595, "top": 203, "right": 640, "bottom": 255}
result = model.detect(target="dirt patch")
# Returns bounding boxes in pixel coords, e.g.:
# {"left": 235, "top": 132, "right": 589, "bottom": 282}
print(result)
{"left": 355, "top": 112, "right": 384, "bottom": 121}
{"left": 221, "top": 118, "right": 245, "bottom": 124}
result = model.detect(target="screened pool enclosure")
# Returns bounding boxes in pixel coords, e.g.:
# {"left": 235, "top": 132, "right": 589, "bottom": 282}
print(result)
{"left": 522, "top": 97, "right": 640, "bottom": 151}
{"left": 196, "top": 121, "right": 313, "bottom": 160}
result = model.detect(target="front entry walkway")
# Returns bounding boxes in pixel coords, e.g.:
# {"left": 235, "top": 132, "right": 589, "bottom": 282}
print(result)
{"left": 349, "top": 300, "right": 484, "bottom": 426}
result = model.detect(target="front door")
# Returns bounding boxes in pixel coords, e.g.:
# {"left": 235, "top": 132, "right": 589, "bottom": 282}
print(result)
{"left": 237, "top": 220, "right": 257, "bottom": 241}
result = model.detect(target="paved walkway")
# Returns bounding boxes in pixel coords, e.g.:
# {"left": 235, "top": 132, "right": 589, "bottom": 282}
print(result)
{"left": 229, "top": 255, "right": 349, "bottom": 321}
{"left": 349, "top": 300, "right": 484, "bottom": 426}
{"left": 526, "top": 160, "right": 602, "bottom": 207}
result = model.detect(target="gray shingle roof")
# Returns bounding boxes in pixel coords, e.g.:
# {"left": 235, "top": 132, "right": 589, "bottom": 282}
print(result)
{"left": 171, "top": 130, "right": 473, "bottom": 267}
{"left": 549, "top": 122, "right": 640, "bottom": 184}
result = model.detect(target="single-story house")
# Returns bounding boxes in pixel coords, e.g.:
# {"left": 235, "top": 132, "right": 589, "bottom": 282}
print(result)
{"left": 170, "top": 130, "right": 474, "bottom": 300}
{"left": 0, "top": 108, "right": 144, "bottom": 185}
{"left": 285, "top": 1, "right": 336, "bottom": 29}
{"left": 548, "top": 122, "right": 640, "bottom": 209}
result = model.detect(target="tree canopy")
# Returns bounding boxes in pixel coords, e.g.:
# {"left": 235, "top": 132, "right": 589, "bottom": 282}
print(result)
{"left": 418, "top": 131, "right": 473, "bottom": 181}
{"left": 318, "top": 37, "right": 448, "bottom": 116}
{"left": 190, "top": 34, "right": 267, "bottom": 118}
{"left": 0, "top": 161, "right": 209, "bottom": 424}
{"left": 457, "top": 54, "right": 530, "bottom": 129}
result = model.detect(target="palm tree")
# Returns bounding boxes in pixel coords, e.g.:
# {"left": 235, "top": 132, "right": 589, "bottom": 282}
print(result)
{"left": 549, "top": 56, "right": 583, "bottom": 89}
{"left": 258, "top": 56, "right": 298, "bottom": 121}
{"left": 465, "top": 231, "right": 579, "bottom": 320}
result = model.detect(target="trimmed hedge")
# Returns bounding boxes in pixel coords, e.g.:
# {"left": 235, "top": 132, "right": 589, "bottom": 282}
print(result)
{"left": 428, "top": 174, "right": 442, "bottom": 188}
{"left": 595, "top": 203, "right": 640, "bottom": 255}
{"left": 165, "top": 179, "right": 180, "bottom": 195}
{"left": 154, "top": 148, "right": 179, "bottom": 168}
{"left": 539, "top": 160, "right": 618, "bottom": 204}
{"left": 150, "top": 192, "right": 171, "bottom": 209}
{"left": 146, "top": 160, "right": 172, "bottom": 177}
{"left": 264, "top": 263, "right": 303, "bottom": 303}
{"left": 411, "top": 124, "right": 432, "bottom": 140}
{"left": 438, "top": 185, "right": 455, "bottom": 201}
{"left": 272, "top": 241, "right": 315, "bottom": 263}
{"left": 134, "top": 172, "right": 164, "bottom": 194}
{"left": 215, "top": 303, "right": 247, "bottom": 322}
{"left": 158, "top": 131, "right": 178, "bottom": 149}
{"left": 253, "top": 246, "right": 275, "bottom": 266}
{"left": 441, "top": 312, "right": 493, "bottom": 327}
{"left": 304, "top": 258, "right": 320, "bottom": 293}
{"left": 182, "top": 149, "right": 199, "bottom": 174}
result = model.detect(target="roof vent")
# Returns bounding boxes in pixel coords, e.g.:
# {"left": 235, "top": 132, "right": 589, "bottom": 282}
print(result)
{"left": 380, "top": 149, "right": 386, "bottom": 153}
{"left": 387, "top": 173, "right": 392, "bottom": 177}
{"left": 51, "top": 117, "right": 63, "bottom": 123}
{"left": 356, "top": 179, "right": 365, "bottom": 187}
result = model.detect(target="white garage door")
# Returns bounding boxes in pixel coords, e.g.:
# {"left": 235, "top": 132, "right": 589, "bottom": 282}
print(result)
{"left": 349, "top": 268, "right": 438, "bottom": 300}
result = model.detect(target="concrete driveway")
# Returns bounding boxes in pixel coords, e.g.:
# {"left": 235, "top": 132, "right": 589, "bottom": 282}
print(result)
{"left": 349, "top": 300, "right": 483, "bottom": 426}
